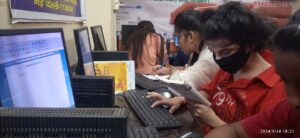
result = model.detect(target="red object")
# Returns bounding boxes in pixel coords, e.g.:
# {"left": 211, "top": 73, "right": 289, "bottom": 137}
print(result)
{"left": 169, "top": 2, "right": 291, "bottom": 26}
{"left": 241, "top": 99, "right": 300, "bottom": 138}
{"left": 201, "top": 50, "right": 286, "bottom": 133}
{"left": 169, "top": 2, "right": 216, "bottom": 24}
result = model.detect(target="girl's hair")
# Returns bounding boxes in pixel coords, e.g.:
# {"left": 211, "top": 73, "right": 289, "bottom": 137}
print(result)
{"left": 174, "top": 10, "right": 202, "bottom": 33}
{"left": 136, "top": 20, "right": 155, "bottom": 32}
{"left": 126, "top": 20, "right": 164, "bottom": 68}
{"left": 203, "top": 2, "right": 273, "bottom": 51}
{"left": 174, "top": 9, "right": 215, "bottom": 33}
{"left": 174, "top": 9, "right": 215, "bottom": 49}
{"left": 272, "top": 9, "right": 300, "bottom": 51}
{"left": 288, "top": 9, "right": 300, "bottom": 25}
{"left": 273, "top": 24, "right": 300, "bottom": 51}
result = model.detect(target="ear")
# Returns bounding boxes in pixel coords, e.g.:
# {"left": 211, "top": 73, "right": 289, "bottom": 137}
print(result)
{"left": 188, "top": 31, "right": 202, "bottom": 44}
{"left": 188, "top": 31, "right": 196, "bottom": 42}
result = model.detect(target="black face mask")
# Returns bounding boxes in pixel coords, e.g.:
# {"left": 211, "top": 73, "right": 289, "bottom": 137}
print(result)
{"left": 214, "top": 49, "right": 250, "bottom": 74}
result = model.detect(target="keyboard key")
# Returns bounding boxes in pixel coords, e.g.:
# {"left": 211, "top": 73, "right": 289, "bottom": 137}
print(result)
{"left": 124, "top": 90, "right": 182, "bottom": 129}
{"left": 135, "top": 73, "right": 167, "bottom": 91}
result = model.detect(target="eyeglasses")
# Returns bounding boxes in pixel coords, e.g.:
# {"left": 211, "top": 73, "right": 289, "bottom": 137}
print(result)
{"left": 173, "top": 34, "right": 180, "bottom": 47}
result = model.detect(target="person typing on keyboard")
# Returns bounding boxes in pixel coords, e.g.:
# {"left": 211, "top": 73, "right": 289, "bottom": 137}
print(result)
{"left": 206, "top": 13, "right": 300, "bottom": 138}
{"left": 147, "top": 2, "right": 286, "bottom": 134}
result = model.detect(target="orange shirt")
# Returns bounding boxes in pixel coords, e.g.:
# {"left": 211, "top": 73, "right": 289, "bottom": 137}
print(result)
{"left": 129, "top": 33, "right": 169, "bottom": 74}
{"left": 201, "top": 50, "right": 286, "bottom": 133}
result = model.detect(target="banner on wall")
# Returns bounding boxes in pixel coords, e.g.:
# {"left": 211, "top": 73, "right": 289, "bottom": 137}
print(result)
{"left": 9, "top": 0, "right": 86, "bottom": 23}
{"left": 117, "top": 0, "right": 292, "bottom": 41}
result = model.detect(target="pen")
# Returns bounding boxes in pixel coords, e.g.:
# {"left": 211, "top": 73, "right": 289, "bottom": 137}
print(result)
{"left": 156, "top": 63, "right": 164, "bottom": 70}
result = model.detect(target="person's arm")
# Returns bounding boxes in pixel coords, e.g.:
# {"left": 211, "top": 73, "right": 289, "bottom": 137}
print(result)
{"left": 172, "top": 46, "right": 219, "bottom": 90}
{"left": 252, "top": 6, "right": 291, "bottom": 18}
{"left": 170, "top": 2, "right": 216, "bottom": 24}
{"left": 205, "top": 122, "right": 248, "bottom": 138}
{"left": 194, "top": 5, "right": 217, "bottom": 12}
{"left": 251, "top": 5, "right": 291, "bottom": 26}
{"left": 187, "top": 90, "right": 225, "bottom": 128}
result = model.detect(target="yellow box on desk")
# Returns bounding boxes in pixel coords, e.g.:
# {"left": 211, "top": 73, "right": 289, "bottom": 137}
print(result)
{"left": 94, "top": 61, "right": 135, "bottom": 94}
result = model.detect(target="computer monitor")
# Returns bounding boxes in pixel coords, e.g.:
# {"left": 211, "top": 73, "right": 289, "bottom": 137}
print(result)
{"left": 0, "top": 28, "right": 75, "bottom": 108}
{"left": 90, "top": 25, "right": 107, "bottom": 51}
{"left": 73, "top": 27, "right": 95, "bottom": 76}
{"left": 121, "top": 25, "right": 137, "bottom": 46}
{"left": 92, "top": 51, "right": 129, "bottom": 61}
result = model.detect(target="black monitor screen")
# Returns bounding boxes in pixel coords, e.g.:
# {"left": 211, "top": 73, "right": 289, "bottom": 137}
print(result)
{"left": 121, "top": 25, "right": 137, "bottom": 46}
{"left": 0, "top": 28, "right": 75, "bottom": 108}
{"left": 91, "top": 25, "right": 107, "bottom": 51}
{"left": 74, "top": 27, "right": 95, "bottom": 76}
{"left": 92, "top": 51, "right": 129, "bottom": 61}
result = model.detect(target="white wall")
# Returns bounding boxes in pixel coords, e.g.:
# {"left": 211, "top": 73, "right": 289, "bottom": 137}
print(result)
{"left": 0, "top": 0, "right": 116, "bottom": 65}
{"left": 85, "top": 0, "right": 116, "bottom": 51}
{"left": 293, "top": 1, "right": 300, "bottom": 13}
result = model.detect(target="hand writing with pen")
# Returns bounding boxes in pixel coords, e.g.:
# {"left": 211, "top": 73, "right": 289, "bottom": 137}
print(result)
{"left": 152, "top": 64, "right": 172, "bottom": 75}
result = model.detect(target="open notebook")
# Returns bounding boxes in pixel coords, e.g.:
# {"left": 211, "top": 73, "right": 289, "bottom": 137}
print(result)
{"left": 154, "top": 75, "right": 184, "bottom": 85}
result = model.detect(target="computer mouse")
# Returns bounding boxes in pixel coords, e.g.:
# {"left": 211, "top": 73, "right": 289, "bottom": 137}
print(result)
{"left": 160, "top": 91, "right": 172, "bottom": 99}
{"left": 177, "top": 131, "right": 204, "bottom": 138}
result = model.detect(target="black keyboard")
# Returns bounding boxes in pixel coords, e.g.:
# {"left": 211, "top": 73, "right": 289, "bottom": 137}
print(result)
{"left": 135, "top": 73, "right": 167, "bottom": 91}
{"left": 128, "top": 127, "right": 160, "bottom": 138}
{"left": 124, "top": 90, "right": 182, "bottom": 129}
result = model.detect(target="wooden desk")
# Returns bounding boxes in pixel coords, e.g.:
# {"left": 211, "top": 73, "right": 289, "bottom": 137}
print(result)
{"left": 115, "top": 94, "right": 202, "bottom": 138}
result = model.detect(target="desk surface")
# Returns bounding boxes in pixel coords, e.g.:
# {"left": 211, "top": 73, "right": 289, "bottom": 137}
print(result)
{"left": 115, "top": 94, "right": 202, "bottom": 138}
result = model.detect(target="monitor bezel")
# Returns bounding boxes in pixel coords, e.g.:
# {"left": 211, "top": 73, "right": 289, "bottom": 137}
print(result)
{"left": 73, "top": 27, "right": 95, "bottom": 76}
{"left": 0, "top": 28, "right": 75, "bottom": 107}
{"left": 90, "top": 25, "right": 107, "bottom": 51}
{"left": 121, "top": 25, "right": 137, "bottom": 46}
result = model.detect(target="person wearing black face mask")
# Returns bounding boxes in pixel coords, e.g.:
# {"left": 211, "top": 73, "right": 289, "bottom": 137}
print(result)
{"left": 146, "top": 2, "right": 286, "bottom": 135}
{"left": 212, "top": 47, "right": 250, "bottom": 74}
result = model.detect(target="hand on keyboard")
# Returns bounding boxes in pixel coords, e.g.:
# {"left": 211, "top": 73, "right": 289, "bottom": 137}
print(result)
{"left": 124, "top": 90, "right": 182, "bottom": 129}
{"left": 146, "top": 92, "right": 167, "bottom": 100}
{"left": 146, "top": 92, "right": 185, "bottom": 114}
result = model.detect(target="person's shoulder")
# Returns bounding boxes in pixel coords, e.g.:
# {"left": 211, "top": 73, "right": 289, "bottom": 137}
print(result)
{"left": 147, "top": 33, "right": 161, "bottom": 41}
{"left": 268, "top": 99, "right": 299, "bottom": 118}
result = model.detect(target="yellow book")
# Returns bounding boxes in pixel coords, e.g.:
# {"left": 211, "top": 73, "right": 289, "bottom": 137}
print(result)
{"left": 94, "top": 61, "right": 135, "bottom": 94}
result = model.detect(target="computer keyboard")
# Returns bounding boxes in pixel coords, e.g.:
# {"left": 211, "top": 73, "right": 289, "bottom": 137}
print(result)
{"left": 128, "top": 127, "right": 160, "bottom": 138}
{"left": 135, "top": 73, "right": 167, "bottom": 91}
{"left": 124, "top": 90, "right": 182, "bottom": 129}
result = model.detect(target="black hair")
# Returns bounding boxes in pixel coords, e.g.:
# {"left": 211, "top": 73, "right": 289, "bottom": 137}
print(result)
{"left": 136, "top": 20, "right": 155, "bottom": 32}
{"left": 273, "top": 24, "right": 300, "bottom": 52}
{"left": 175, "top": 10, "right": 202, "bottom": 33}
{"left": 174, "top": 9, "right": 215, "bottom": 50}
{"left": 201, "top": 9, "right": 216, "bottom": 24}
{"left": 288, "top": 9, "right": 300, "bottom": 25}
{"left": 174, "top": 9, "right": 215, "bottom": 33}
{"left": 273, "top": 9, "right": 300, "bottom": 52}
{"left": 203, "top": 1, "right": 272, "bottom": 51}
